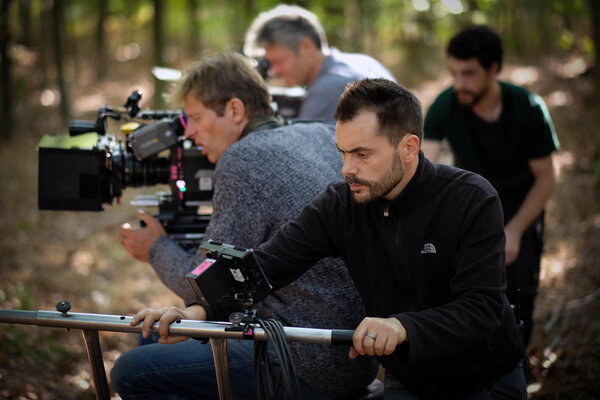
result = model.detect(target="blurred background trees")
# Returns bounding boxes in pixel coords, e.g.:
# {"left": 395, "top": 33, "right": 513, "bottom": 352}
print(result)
{"left": 0, "top": 0, "right": 597, "bottom": 139}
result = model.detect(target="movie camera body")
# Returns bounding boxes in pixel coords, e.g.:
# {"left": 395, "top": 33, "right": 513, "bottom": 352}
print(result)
{"left": 38, "top": 90, "right": 215, "bottom": 249}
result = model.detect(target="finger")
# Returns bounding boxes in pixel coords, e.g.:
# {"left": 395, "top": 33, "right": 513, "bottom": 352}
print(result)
{"left": 158, "top": 308, "right": 183, "bottom": 340}
{"left": 348, "top": 347, "right": 359, "bottom": 359}
{"left": 376, "top": 332, "right": 395, "bottom": 356}
{"left": 352, "top": 322, "right": 368, "bottom": 355}
{"left": 363, "top": 333, "right": 377, "bottom": 356}
{"left": 131, "top": 309, "right": 149, "bottom": 326}
{"left": 384, "top": 334, "right": 397, "bottom": 355}
{"left": 138, "top": 210, "right": 158, "bottom": 226}
{"left": 141, "top": 313, "right": 160, "bottom": 339}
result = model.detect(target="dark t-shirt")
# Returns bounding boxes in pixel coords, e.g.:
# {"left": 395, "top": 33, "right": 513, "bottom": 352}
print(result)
{"left": 424, "top": 81, "right": 559, "bottom": 219}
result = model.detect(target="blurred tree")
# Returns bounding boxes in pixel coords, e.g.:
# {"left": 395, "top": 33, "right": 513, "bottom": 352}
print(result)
{"left": 187, "top": 0, "right": 202, "bottom": 56}
{"left": 590, "top": 0, "right": 600, "bottom": 101}
{"left": 153, "top": 0, "right": 167, "bottom": 108}
{"left": 39, "top": 0, "right": 52, "bottom": 85}
{"left": 52, "top": 0, "right": 71, "bottom": 122}
{"left": 96, "top": 0, "right": 108, "bottom": 79}
{"left": 18, "top": 0, "right": 32, "bottom": 47}
{"left": 0, "top": 0, "right": 14, "bottom": 140}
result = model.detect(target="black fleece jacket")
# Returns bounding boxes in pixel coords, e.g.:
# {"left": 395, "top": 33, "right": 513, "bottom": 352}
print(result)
{"left": 256, "top": 152, "right": 523, "bottom": 399}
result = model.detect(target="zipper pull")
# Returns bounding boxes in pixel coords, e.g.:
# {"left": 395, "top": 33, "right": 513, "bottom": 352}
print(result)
{"left": 383, "top": 206, "right": 389, "bottom": 217}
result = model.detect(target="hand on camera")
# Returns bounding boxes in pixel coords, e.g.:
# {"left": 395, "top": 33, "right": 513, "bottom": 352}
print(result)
{"left": 349, "top": 316, "right": 407, "bottom": 359}
{"left": 119, "top": 210, "right": 167, "bottom": 262}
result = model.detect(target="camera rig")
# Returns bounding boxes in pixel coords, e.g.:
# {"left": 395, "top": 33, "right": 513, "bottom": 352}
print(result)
{"left": 37, "top": 90, "right": 215, "bottom": 249}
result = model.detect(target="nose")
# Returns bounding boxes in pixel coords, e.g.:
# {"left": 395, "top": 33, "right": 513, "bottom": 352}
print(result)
{"left": 183, "top": 123, "right": 196, "bottom": 140}
{"left": 269, "top": 62, "right": 283, "bottom": 78}
{"left": 453, "top": 75, "right": 466, "bottom": 91}
{"left": 341, "top": 156, "right": 358, "bottom": 177}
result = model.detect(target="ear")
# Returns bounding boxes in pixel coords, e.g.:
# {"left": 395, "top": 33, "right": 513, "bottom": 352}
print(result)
{"left": 224, "top": 98, "right": 247, "bottom": 124}
{"left": 488, "top": 62, "right": 500, "bottom": 76}
{"left": 299, "top": 36, "right": 317, "bottom": 53}
{"left": 398, "top": 134, "right": 420, "bottom": 163}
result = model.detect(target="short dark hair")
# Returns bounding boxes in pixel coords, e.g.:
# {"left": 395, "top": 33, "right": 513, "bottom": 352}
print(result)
{"left": 447, "top": 25, "right": 503, "bottom": 72}
{"left": 172, "top": 52, "right": 273, "bottom": 118}
{"left": 335, "top": 78, "right": 423, "bottom": 146}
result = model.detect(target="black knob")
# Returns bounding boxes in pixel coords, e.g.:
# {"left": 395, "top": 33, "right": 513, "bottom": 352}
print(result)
{"left": 229, "top": 312, "right": 243, "bottom": 326}
{"left": 56, "top": 300, "right": 71, "bottom": 314}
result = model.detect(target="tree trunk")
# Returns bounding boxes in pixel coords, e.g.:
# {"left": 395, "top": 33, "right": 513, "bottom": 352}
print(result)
{"left": 0, "top": 0, "right": 13, "bottom": 140}
{"left": 52, "top": 0, "right": 71, "bottom": 122}
{"left": 590, "top": 0, "right": 600, "bottom": 102}
{"left": 153, "top": 0, "right": 166, "bottom": 108}
{"left": 18, "top": 0, "right": 32, "bottom": 46}
{"left": 96, "top": 0, "right": 108, "bottom": 79}
{"left": 39, "top": 0, "right": 52, "bottom": 85}
{"left": 187, "top": 0, "right": 201, "bottom": 56}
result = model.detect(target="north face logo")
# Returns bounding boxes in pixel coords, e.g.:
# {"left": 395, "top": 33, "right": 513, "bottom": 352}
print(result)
{"left": 421, "top": 243, "right": 437, "bottom": 254}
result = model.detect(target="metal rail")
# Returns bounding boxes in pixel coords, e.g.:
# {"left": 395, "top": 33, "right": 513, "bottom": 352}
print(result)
{"left": 0, "top": 308, "right": 354, "bottom": 400}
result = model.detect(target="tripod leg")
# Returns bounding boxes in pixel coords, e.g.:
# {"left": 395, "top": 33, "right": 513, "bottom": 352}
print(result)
{"left": 210, "top": 338, "right": 233, "bottom": 400}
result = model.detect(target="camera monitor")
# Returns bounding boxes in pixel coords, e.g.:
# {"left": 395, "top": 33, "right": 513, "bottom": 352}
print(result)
{"left": 187, "top": 240, "right": 273, "bottom": 306}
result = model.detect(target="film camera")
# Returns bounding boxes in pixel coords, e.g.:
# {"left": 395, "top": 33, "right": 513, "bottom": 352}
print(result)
{"left": 38, "top": 90, "right": 215, "bottom": 249}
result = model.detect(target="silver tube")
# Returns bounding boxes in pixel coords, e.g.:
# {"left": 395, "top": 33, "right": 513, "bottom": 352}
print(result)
{"left": 210, "top": 339, "right": 233, "bottom": 400}
{"left": 81, "top": 330, "right": 111, "bottom": 400}
{"left": 0, "top": 309, "right": 352, "bottom": 345}
{"left": 0, "top": 309, "right": 37, "bottom": 325}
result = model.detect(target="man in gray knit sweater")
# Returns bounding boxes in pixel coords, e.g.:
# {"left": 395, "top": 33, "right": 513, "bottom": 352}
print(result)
{"left": 112, "top": 52, "right": 378, "bottom": 399}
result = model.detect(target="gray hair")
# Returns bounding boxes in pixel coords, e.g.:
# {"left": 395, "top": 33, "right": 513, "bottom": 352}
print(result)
{"left": 244, "top": 4, "right": 328, "bottom": 57}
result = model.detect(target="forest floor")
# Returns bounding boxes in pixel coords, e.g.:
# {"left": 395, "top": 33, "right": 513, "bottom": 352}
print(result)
{"left": 0, "top": 56, "right": 599, "bottom": 399}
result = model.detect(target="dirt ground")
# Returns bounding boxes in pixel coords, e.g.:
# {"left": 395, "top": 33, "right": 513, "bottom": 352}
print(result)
{"left": 0, "top": 56, "right": 599, "bottom": 399}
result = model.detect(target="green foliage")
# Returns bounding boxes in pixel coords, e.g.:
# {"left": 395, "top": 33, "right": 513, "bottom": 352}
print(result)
{"left": 0, "top": 324, "right": 71, "bottom": 367}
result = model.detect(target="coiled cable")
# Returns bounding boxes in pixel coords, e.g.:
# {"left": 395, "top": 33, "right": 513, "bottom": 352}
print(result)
{"left": 254, "top": 317, "right": 300, "bottom": 400}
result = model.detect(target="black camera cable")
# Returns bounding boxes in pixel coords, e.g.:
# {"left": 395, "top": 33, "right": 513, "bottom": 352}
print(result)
{"left": 254, "top": 317, "right": 300, "bottom": 400}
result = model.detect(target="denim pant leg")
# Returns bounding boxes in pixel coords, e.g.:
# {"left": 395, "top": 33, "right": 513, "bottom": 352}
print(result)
{"left": 110, "top": 338, "right": 257, "bottom": 400}
{"left": 110, "top": 338, "right": 335, "bottom": 400}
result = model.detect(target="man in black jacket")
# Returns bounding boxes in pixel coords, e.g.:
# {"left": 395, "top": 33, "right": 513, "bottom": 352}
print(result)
{"left": 141, "top": 78, "right": 526, "bottom": 399}
{"left": 253, "top": 79, "right": 526, "bottom": 399}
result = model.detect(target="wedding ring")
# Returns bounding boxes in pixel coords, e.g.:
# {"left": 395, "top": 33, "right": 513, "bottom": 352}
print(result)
{"left": 366, "top": 333, "right": 377, "bottom": 340}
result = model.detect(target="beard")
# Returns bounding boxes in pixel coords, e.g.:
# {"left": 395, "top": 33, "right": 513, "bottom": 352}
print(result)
{"left": 455, "top": 86, "right": 488, "bottom": 108}
{"left": 345, "top": 151, "right": 404, "bottom": 204}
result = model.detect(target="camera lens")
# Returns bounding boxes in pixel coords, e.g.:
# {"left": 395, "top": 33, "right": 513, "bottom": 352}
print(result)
{"left": 123, "top": 153, "right": 170, "bottom": 187}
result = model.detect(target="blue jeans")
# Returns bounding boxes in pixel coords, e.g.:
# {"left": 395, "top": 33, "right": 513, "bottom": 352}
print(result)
{"left": 110, "top": 338, "right": 332, "bottom": 400}
{"left": 384, "top": 363, "right": 527, "bottom": 399}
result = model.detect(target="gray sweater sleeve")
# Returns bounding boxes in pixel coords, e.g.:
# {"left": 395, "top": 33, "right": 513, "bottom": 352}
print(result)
{"left": 148, "top": 145, "right": 277, "bottom": 304}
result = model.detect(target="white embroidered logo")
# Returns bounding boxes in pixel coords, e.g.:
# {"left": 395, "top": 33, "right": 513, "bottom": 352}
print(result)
{"left": 421, "top": 243, "right": 437, "bottom": 254}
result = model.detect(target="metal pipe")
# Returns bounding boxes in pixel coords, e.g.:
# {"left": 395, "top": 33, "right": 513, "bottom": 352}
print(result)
{"left": 81, "top": 329, "right": 111, "bottom": 400}
{"left": 0, "top": 309, "right": 354, "bottom": 345}
{"left": 210, "top": 338, "right": 233, "bottom": 400}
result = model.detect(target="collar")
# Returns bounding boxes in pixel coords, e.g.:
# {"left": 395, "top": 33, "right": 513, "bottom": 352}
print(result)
{"left": 374, "top": 151, "right": 436, "bottom": 211}
{"left": 312, "top": 48, "right": 340, "bottom": 86}
{"left": 239, "top": 115, "right": 283, "bottom": 140}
